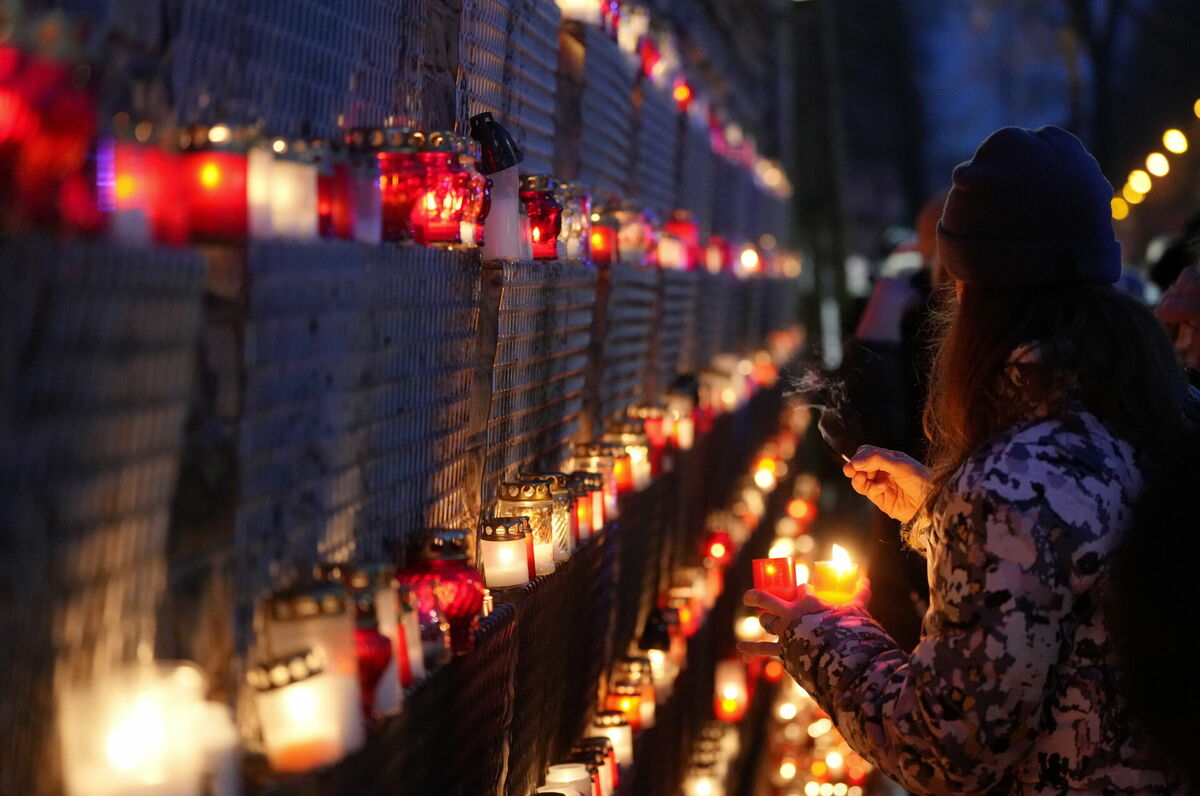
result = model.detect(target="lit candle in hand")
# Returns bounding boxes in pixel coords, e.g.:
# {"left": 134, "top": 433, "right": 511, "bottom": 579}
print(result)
{"left": 752, "top": 557, "right": 797, "bottom": 602}
{"left": 812, "top": 544, "right": 860, "bottom": 604}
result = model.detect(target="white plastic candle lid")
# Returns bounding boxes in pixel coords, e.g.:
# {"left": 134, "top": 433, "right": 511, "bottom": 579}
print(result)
{"left": 546, "top": 763, "right": 590, "bottom": 781}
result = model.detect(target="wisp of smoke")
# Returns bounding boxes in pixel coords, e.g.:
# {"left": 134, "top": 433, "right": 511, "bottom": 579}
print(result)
{"left": 786, "top": 361, "right": 863, "bottom": 462}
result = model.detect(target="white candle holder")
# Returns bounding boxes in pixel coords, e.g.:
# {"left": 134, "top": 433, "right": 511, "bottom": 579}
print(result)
{"left": 592, "top": 711, "right": 634, "bottom": 770}
{"left": 264, "top": 583, "right": 357, "bottom": 678}
{"left": 544, "top": 762, "right": 593, "bottom": 796}
{"left": 494, "top": 480, "right": 557, "bottom": 576}
{"left": 478, "top": 517, "right": 534, "bottom": 589}
{"left": 58, "top": 662, "right": 209, "bottom": 796}
{"left": 247, "top": 650, "right": 364, "bottom": 773}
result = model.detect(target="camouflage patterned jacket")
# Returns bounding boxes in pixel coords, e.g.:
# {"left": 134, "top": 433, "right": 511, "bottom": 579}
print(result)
{"left": 779, "top": 411, "right": 1184, "bottom": 794}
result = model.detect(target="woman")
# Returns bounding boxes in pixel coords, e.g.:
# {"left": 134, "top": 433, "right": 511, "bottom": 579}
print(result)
{"left": 743, "top": 127, "right": 1197, "bottom": 794}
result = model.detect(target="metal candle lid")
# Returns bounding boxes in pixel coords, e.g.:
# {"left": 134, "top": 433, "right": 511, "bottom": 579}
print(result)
{"left": 593, "top": 710, "right": 630, "bottom": 727}
{"left": 246, "top": 649, "right": 325, "bottom": 691}
{"left": 267, "top": 582, "right": 348, "bottom": 621}
{"left": 519, "top": 471, "right": 571, "bottom": 495}
{"left": 519, "top": 173, "right": 557, "bottom": 193}
{"left": 497, "top": 480, "right": 553, "bottom": 501}
{"left": 411, "top": 529, "right": 470, "bottom": 561}
{"left": 568, "top": 472, "right": 604, "bottom": 494}
{"left": 480, "top": 516, "right": 530, "bottom": 540}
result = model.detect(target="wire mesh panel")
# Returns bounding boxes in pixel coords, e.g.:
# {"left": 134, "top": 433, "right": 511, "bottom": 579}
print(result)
{"left": 630, "top": 84, "right": 679, "bottom": 219}
{"left": 658, "top": 269, "right": 699, "bottom": 388}
{"left": 459, "top": 0, "right": 513, "bottom": 125}
{"left": 172, "top": 0, "right": 405, "bottom": 136}
{"left": 676, "top": 117, "right": 715, "bottom": 237}
{"left": 599, "top": 263, "right": 657, "bottom": 423}
{"left": 507, "top": 0, "right": 561, "bottom": 174}
{"left": 736, "top": 276, "right": 767, "bottom": 353}
{"left": 485, "top": 261, "right": 596, "bottom": 496}
{"left": 691, "top": 272, "right": 737, "bottom": 368}
{"left": 760, "top": 276, "right": 800, "bottom": 336}
{"left": 235, "top": 243, "right": 480, "bottom": 650}
{"left": 577, "top": 25, "right": 634, "bottom": 201}
{"left": 710, "top": 155, "right": 743, "bottom": 241}
{"left": 0, "top": 239, "right": 204, "bottom": 796}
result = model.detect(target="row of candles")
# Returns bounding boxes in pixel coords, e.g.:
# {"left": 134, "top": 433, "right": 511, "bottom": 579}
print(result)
{"left": 532, "top": 427, "right": 796, "bottom": 795}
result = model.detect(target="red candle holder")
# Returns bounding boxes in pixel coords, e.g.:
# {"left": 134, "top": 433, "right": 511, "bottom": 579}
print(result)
{"left": 396, "top": 531, "right": 484, "bottom": 657}
{"left": 604, "top": 681, "right": 643, "bottom": 731}
{"left": 589, "top": 210, "right": 620, "bottom": 264}
{"left": 752, "top": 557, "right": 797, "bottom": 602}
{"left": 368, "top": 127, "right": 424, "bottom": 242}
{"left": 316, "top": 144, "right": 354, "bottom": 240}
{"left": 704, "top": 530, "right": 734, "bottom": 567}
{"left": 182, "top": 125, "right": 249, "bottom": 243}
{"left": 411, "top": 131, "right": 469, "bottom": 246}
{"left": 353, "top": 613, "right": 393, "bottom": 720}
{"left": 519, "top": 173, "right": 563, "bottom": 259}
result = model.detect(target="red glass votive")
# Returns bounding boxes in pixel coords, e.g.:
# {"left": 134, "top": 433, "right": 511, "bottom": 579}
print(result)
{"left": 375, "top": 128, "right": 423, "bottom": 242}
{"left": 752, "top": 557, "right": 797, "bottom": 602}
{"left": 411, "top": 132, "right": 469, "bottom": 246}
{"left": 519, "top": 173, "right": 563, "bottom": 259}
{"left": 185, "top": 148, "right": 248, "bottom": 242}
{"left": 317, "top": 157, "right": 354, "bottom": 239}
{"left": 589, "top": 215, "right": 619, "bottom": 264}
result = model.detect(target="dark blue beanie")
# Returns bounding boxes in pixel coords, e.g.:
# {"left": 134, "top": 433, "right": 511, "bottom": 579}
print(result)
{"left": 937, "top": 126, "right": 1122, "bottom": 286}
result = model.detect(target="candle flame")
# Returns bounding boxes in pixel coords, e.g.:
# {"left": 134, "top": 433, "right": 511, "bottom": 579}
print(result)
{"left": 831, "top": 544, "right": 852, "bottom": 572}
{"left": 721, "top": 685, "right": 740, "bottom": 700}
{"left": 199, "top": 162, "right": 221, "bottom": 189}
{"left": 497, "top": 547, "right": 515, "bottom": 565}
{"left": 709, "top": 542, "right": 727, "bottom": 559}
{"left": 104, "top": 695, "right": 168, "bottom": 781}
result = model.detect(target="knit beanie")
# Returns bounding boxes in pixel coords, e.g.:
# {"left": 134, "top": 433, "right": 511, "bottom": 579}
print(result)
{"left": 937, "top": 126, "right": 1121, "bottom": 286}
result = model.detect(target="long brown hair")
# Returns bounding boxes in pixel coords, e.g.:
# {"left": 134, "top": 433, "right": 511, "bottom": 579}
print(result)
{"left": 918, "top": 279, "right": 1199, "bottom": 779}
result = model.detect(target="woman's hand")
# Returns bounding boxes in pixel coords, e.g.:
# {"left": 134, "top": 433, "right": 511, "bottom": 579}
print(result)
{"left": 842, "top": 445, "right": 931, "bottom": 523}
{"left": 736, "top": 580, "right": 871, "bottom": 658}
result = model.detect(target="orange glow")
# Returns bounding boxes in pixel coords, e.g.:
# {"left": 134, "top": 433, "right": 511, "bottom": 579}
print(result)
{"left": 811, "top": 760, "right": 828, "bottom": 777}
{"left": 198, "top": 161, "right": 221, "bottom": 189}
{"left": 787, "top": 498, "right": 815, "bottom": 521}
{"left": 763, "top": 660, "right": 784, "bottom": 681}
{"left": 114, "top": 173, "right": 137, "bottom": 201}
{"left": 765, "top": 564, "right": 775, "bottom": 575}
{"left": 709, "top": 542, "right": 727, "bottom": 560}
{"left": 672, "top": 80, "right": 692, "bottom": 110}
{"left": 756, "top": 456, "right": 776, "bottom": 475}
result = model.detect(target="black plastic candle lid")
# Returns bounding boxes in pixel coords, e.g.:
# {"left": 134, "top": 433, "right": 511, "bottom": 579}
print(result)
{"left": 469, "top": 112, "right": 524, "bottom": 175}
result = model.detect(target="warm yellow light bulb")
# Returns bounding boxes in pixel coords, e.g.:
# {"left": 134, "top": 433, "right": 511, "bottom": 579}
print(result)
{"left": 1122, "top": 184, "right": 1144, "bottom": 205}
{"left": 1111, "top": 197, "right": 1129, "bottom": 220}
{"left": 1128, "top": 169, "right": 1152, "bottom": 194}
{"left": 1163, "top": 129, "right": 1188, "bottom": 154}
{"left": 1146, "top": 152, "right": 1170, "bottom": 177}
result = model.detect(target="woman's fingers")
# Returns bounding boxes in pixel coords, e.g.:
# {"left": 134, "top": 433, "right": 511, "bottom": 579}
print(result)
{"left": 743, "top": 588, "right": 791, "bottom": 616}
{"left": 737, "top": 640, "right": 781, "bottom": 658}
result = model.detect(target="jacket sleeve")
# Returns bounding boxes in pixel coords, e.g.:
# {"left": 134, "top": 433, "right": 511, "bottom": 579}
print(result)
{"left": 779, "top": 467, "right": 1076, "bottom": 794}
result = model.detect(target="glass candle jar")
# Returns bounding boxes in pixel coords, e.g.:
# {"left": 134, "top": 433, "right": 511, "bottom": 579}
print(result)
{"left": 181, "top": 125, "right": 249, "bottom": 243}
{"left": 663, "top": 209, "right": 702, "bottom": 271}
{"left": 395, "top": 582, "right": 426, "bottom": 686}
{"left": 615, "top": 202, "right": 656, "bottom": 266}
{"left": 265, "top": 140, "right": 319, "bottom": 240}
{"left": 604, "top": 681, "right": 643, "bottom": 731}
{"left": 247, "top": 650, "right": 364, "bottom": 773}
{"left": 371, "top": 127, "right": 423, "bottom": 242}
{"left": 588, "top": 209, "right": 620, "bottom": 264}
{"left": 602, "top": 427, "right": 651, "bottom": 491}
{"left": 519, "top": 174, "right": 563, "bottom": 259}
{"left": 572, "top": 444, "right": 621, "bottom": 518}
{"left": 592, "top": 711, "right": 633, "bottom": 770}
{"left": 315, "top": 142, "right": 353, "bottom": 240}
{"left": 411, "top": 131, "right": 469, "bottom": 246}
{"left": 265, "top": 582, "right": 357, "bottom": 678}
{"left": 713, "top": 659, "right": 749, "bottom": 723}
{"left": 613, "top": 657, "right": 656, "bottom": 729}
{"left": 752, "top": 557, "right": 798, "bottom": 602}
{"left": 568, "top": 472, "right": 600, "bottom": 539}
{"left": 345, "top": 127, "right": 384, "bottom": 244}
{"left": 58, "top": 662, "right": 208, "bottom": 796}
{"left": 577, "top": 737, "right": 618, "bottom": 792}
{"left": 557, "top": 182, "right": 591, "bottom": 260}
{"left": 479, "top": 516, "right": 534, "bottom": 589}
{"left": 397, "top": 530, "right": 485, "bottom": 655}
{"left": 545, "top": 763, "right": 594, "bottom": 796}
{"left": 519, "top": 471, "right": 575, "bottom": 561}
{"left": 347, "top": 565, "right": 402, "bottom": 717}
{"left": 494, "top": 480, "right": 556, "bottom": 576}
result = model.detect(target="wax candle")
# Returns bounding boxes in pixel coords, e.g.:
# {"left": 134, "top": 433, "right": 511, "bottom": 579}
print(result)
{"left": 471, "top": 112, "right": 524, "bottom": 260}
{"left": 752, "top": 557, "right": 797, "bottom": 602}
{"left": 713, "top": 659, "right": 748, "bottom": 723}
{"left": 494, "top": 480, "right": 557, "bottom": 576}
{"left": 664, "top": 210, "right": 702, "bottom": 270}
{"left": 58, "top": 662, "right": 208, "bottom": 796}
{"left": 248, "top": 650, "right": 363, "bottom": 773}
{"left": 479, "top": 517, "right": 534, "bottom": 588}
{"left": 812, "top": 544, "right": 860, "bottom": 604}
